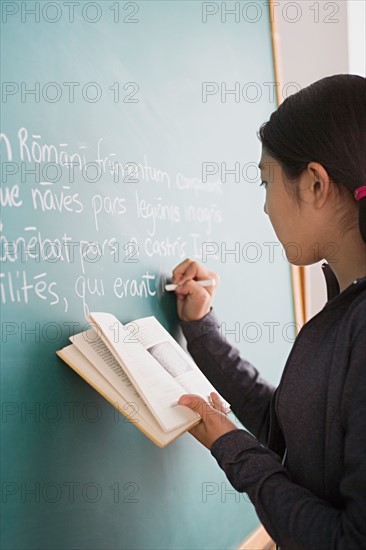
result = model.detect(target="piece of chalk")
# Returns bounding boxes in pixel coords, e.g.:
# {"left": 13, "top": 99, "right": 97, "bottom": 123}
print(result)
{"left": 165, "top": 278, "right": 216, "bottom": 291}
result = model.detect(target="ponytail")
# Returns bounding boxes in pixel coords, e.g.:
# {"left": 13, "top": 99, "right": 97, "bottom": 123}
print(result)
{"left": 358, "top": 194, "right": 366, "bottom": 243}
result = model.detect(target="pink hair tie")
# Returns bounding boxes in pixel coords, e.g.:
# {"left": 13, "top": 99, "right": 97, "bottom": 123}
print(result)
{"left": 354, "top": 186, "right": 366, "bottom": 201}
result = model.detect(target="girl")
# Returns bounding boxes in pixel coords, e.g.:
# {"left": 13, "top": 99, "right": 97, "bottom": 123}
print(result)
{"left": 172, "top": 74, "right": 366, "bottom": 549}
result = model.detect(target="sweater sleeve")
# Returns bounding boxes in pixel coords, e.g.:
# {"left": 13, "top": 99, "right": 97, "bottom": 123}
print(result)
{"left": 209, "top": 306, "right": 366, "bottom": 549}
{"left": 179, "top": 308, "right": 275, "bottom": 446}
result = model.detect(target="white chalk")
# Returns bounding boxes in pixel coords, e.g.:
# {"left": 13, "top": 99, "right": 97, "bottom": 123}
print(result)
{"left": 165, "top": 278, "right": 216, "bottom": 291}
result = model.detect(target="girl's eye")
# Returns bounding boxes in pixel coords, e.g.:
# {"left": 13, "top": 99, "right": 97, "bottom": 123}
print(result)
{"left": 260, "top": 181, "right": 268, "bottom": 188}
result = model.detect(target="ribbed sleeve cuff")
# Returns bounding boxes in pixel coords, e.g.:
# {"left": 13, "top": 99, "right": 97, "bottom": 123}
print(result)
{"left": 179, "top": 307, "right": 221, "bottom": 342}
{"left": 210, "top": 429, "right": 254, "bottom": 464}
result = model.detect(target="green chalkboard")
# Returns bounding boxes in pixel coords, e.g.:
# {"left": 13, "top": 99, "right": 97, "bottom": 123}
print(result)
{"left": 1, "top": 2, "right": 296, "bottom": 548}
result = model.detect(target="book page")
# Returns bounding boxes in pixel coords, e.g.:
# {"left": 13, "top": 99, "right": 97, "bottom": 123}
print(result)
{"left": 70, "top": 328, "right": 149, "bottom": 415}
{"left": 57, "top": 344, "right": 200, "bottom": 447}
{"left": 87, "top": 313, "right": 201, "bottom": 433}
{"left": 129, "top": 316, "right": 231, "bottom": 411}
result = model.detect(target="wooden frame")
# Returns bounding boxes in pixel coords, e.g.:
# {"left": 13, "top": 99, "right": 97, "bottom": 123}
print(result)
{"left": 269, "top": 0, "right": 307, "bottom": 331}
{"left": 238, "top": 525, "right": 275, "bottom": 549}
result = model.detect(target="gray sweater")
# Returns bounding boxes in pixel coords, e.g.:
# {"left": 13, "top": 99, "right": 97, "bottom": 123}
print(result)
{"left": 179, "top": 263, "right": 366, "bottom": 549}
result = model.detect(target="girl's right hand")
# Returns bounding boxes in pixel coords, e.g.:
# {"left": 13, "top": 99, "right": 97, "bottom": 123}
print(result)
{"left": 171, "top": 258, "right": 220, "bottom": 321}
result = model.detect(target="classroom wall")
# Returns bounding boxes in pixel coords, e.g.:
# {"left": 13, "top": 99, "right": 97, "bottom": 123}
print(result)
{"left": 347, "top": 0, "right": 366, "bottom": 77}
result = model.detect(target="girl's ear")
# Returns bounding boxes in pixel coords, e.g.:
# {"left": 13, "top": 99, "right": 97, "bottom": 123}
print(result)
{"left": 306, "top": 162, "right": 332, "bottom": 208}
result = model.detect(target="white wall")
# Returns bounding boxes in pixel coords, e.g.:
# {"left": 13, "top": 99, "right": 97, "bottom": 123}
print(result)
{"left": 347, "top": 0, "right": 366, "bottom": 76}
{"left": 273, "top": 0, "right": 365, "bottom": 320}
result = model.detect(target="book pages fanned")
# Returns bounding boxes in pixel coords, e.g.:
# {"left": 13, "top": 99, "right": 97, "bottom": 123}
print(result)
{"left": 56, "top": 312, "right": 231, "bottom": 447}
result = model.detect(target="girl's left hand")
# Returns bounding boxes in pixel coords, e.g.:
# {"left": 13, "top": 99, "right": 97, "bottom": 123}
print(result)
{"left": 178, "top": 392, "right": 238, "bottom": 450}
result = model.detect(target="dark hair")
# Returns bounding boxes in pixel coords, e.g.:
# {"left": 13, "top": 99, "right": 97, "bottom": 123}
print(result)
{"left": 257, "top": 74, "right": 366, "bottom": 244}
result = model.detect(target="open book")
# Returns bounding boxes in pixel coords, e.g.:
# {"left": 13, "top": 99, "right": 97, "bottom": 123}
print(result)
{"left": 56, "top": 312, "right": 231, "bottom": 448}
